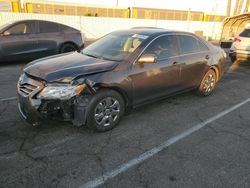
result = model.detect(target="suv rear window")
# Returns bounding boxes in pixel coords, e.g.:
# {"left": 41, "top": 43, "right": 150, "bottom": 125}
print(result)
{"left": 239, "top": 29, "right": 250, "bottom": 38}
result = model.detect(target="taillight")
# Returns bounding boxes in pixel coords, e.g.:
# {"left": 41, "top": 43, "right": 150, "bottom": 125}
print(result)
{"left": 233, "top": 37, "right": 241, "bottom": 42}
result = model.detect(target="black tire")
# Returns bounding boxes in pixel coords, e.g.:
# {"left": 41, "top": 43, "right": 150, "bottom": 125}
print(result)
{"left": 197, "top": 69, "right": 217, "bottom": 96}
{"left": 60, "top": 43, "right": 78, "bottom": 53}
{"left": 87, "top": 89, "right": 125, "bottom": 132}
{"left": 230, "top": 55, "right": 236, "bottom": 63}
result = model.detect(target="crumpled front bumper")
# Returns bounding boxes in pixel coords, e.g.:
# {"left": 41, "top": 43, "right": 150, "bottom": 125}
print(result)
{"left": 18, "top": 93, "right": 90, "bottom": 127}
{"left": 18, "top": 94, "right": 42, "bottom": 126}
{"left": 17, "top": 73, "right": 90, "bottom": 126}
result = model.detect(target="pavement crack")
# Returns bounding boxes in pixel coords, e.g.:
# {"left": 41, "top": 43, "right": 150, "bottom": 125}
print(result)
{"left": 18, "top": 129, "right": 41, "bottom": 152}
{"left": 96, "top": 156, "right": 109, "bottom": 188}
{"left": 194, "top": 110, "right": 205, "bottom": 123}
{"left": 0, "top": 105, "right": 8, "bottom": 118}
{"left": 92, "top": 130, "right": 113, "bottom": 188}
{"left": 23, "top": 150, "right": 49, "bottom": 167}
{"left": 136, "top": 163, "right": 149, "bottom": 188}
{"left": 207, "top": 125, "right": 250, "bottom": 143}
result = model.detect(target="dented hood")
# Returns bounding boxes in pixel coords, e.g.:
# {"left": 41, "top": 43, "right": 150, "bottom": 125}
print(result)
{"left": 24, "top": 52, "right": 119, "bottom": 82}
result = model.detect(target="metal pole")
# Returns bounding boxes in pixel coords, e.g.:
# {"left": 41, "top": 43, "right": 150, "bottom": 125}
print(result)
{"left": 236, "top": 0, "right": 244, "bottom": 15}
{"left": 227, "top": 0, "right": 232, "bottom": 16}
{"left": 187, "top": 8, "right": 191, "bottom": 32}
{"left": 243, "top": 0, "right": 250, "bottom": 13}
{"left": 234, "top": 0, "right": 240, "bottom": 15}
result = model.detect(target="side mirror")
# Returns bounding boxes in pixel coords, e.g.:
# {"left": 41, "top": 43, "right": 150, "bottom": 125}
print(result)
{"left": 138, "top": 54, "right": 157, "bottom": 64}
{"left": 3, "top": 31, "right": 11, "bottom": 36}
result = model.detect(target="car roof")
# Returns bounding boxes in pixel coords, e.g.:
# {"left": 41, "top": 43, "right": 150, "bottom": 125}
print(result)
{"left": 112, "top": 28, "right": 195, "bottom": 37}
{"left": 1, "top": 19, "right": 78, "bottom": 31}
{"left": 9, "top": 19, "right": 60, "bottom": 25}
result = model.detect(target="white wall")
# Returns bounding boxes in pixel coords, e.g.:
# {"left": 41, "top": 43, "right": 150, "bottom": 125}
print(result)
{"left": 0, "top": 12, "right": 222, "bottom": 40}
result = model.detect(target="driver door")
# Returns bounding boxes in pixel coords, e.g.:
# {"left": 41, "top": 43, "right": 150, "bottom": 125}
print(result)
{"left": 1, "top": 21, "right": 36, "bottom": 61}
{"left": 129, "top": 35, "right": 182, "bottom": 106}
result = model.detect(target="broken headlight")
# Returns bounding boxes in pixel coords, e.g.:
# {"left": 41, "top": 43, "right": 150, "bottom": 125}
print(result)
{"left": 37, "top": 84, "right": 86, "bottom": 100}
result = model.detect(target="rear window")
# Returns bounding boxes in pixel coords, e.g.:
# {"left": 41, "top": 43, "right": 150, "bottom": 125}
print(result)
{"left": 239, "top": 29, "right": 250, "bottom": 38}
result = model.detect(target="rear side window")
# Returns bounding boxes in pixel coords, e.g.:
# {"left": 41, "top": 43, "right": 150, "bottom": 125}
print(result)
{"left": 197, "top": 40, "right": 209, "bottom": 51}
{"left": 178, "top": 35, "right": 201, "bottom": 54}
{"left": 239, "top": 29, "right": 250, "bottom": 38}
{"left": 60, "top": 24, "right": 75, "bottom": 32}
{"left": 39, "top": 21, "right": 59, "bottom": 33}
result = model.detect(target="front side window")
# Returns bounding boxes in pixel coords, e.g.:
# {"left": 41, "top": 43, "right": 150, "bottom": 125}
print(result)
{"left": 39, "top": 21, "right": 59, "bottom": 33}
{"left": 82, "top": 33, "right": 149, "bottom": 61}
{"left": 143, "top": 35, "right": 179, "bottom": 60}
{"left": 6, "top": 23, "right": 32, "bottom": 35}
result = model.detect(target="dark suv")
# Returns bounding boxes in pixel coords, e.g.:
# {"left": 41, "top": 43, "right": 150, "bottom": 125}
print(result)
{"left": 0, "top": 20, "right": 84, "bottom": 62}
{"left": 17, "top": 29, "right": 226, "bottom": 132}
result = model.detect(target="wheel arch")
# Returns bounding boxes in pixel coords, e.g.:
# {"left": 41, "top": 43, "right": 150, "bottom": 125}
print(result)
{"left": 95, "top": 84, "right": 131, "bottom": 109}
{"left": 210, "top": 65, "right": 220, "bottom": 82}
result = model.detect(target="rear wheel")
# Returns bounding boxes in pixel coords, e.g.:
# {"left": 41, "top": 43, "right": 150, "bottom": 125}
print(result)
{"left": 197, "top": 69, "right": 217, "bottom": 96}
{"left": 230, "top": 55, "right": 236, "bottom": 63}
{"left": 87, "top": 89, "right": 125, "bottom": 132}
{"left": 60, "top": 43, "right": 78, "bottom": 53}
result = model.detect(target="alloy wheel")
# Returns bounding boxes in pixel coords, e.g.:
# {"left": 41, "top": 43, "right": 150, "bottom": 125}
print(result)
{"left": 94, "top": 97, "right": 121, "bottom": 127}
{"left": 202, "top": 71, "right": 216, "bottom": 94}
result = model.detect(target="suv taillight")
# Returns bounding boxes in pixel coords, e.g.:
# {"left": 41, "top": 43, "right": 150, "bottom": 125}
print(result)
{"left": 234, "top": 37, "right": 241, "bottom": 42}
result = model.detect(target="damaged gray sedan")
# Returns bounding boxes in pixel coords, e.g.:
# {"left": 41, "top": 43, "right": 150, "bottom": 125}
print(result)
{"left": 17, "top": 28, "right": 226, "bottom": 132}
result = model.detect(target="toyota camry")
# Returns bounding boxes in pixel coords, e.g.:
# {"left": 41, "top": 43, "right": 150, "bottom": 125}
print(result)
{"left": 17, "top": 28, "right": 227, "bottom": 132}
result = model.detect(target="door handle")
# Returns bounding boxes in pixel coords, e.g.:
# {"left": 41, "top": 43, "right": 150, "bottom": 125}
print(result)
{"left": 172, "top": 61, "right": 185, "bottom": 65}
{"left": 205, "top": 55, "right": 210, "bottom": 60}
{"left": 29, "top": 36, "right": 36, "bottom": 39}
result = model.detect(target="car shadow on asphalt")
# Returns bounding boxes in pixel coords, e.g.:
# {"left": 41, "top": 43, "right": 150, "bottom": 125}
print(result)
{"left": 228, "top": 60, "right": 250, "bottom": 73}
{"left": 0, "top": 60, "right": 31, "bottom": 66}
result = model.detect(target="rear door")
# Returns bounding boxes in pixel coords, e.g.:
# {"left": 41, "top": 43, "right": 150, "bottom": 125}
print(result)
{"left": 34, "top": 21, "right": 63, "bottom": 57}
{"left": 1, "top": 21, "right": 36, "bottom": 61}
{"left": 177, "top": 34, "right": 210, "bottom": 89}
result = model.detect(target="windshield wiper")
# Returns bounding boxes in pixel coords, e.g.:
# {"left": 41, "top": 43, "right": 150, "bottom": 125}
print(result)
{"left": 82, "top": 52, "right": 114, "bottom": 61}
{"left": 82, "top": 52, "right": 99, "bottom": 59}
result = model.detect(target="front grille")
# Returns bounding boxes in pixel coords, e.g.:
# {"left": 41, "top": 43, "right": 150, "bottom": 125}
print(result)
{"left": 18, "top": 83, "right": 38, "bottom": 96}
{"left": 18, "top": 74, "right": 44, "bottom": 97}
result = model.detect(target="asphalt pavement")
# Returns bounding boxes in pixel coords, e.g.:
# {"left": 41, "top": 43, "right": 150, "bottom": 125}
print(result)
{"left": 0, "top": 56, "right": 250, "bottom": 188}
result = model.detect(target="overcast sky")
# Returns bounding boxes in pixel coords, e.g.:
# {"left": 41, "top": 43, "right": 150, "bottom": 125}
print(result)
{"left": 21, "top": 0, "right": 236, "bottom": 15}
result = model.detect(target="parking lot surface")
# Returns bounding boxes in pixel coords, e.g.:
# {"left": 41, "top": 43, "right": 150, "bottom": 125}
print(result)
{"left": 1, "top": 57, "right": 250, "bottom": 188}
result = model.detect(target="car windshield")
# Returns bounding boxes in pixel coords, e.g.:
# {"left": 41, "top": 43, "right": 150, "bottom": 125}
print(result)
{"left": 81, "top": 33, "right": 149, "bottom": 61}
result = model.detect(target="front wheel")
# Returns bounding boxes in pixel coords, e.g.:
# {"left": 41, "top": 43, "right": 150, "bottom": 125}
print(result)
{"left": 87, "top": 90, "right": 125, "bottom": 132}
{"left": 197, "top": 69, "right": 217, "bottom": 96}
